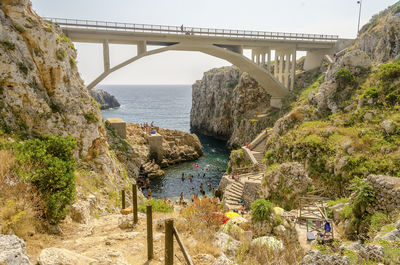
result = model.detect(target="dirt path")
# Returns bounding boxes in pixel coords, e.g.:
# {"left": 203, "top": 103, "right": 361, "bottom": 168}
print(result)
{"left": 26, "top": 212, "right": 191, "bottom": 265}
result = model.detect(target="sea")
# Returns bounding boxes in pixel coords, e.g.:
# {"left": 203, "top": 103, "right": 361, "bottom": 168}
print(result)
{"left": 100, "top": 85, "right": 230, "bottom": 201}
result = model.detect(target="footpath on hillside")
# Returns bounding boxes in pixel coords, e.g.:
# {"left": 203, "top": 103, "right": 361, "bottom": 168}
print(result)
{"left": 26, "top": 212, "right": 190, "bottom": 265}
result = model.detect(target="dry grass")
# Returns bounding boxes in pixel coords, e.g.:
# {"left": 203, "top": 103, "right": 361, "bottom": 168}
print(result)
{"left": 175, "top": 198, "right": 223, "bottom": 258}
{"left": 175, "top": 198, "right": 304, "bottom": 264}
{"left": 0, "top": 150, "right": 43, "bottom": 239}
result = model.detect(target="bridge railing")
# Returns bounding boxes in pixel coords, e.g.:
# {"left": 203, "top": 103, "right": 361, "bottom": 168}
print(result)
{"left": 44, "top": 17, "right": 339, "bottom": 43}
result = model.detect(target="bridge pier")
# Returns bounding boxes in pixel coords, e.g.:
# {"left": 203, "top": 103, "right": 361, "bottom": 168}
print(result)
{"left": 304, "top": 50, "right": 326, "bottom": 71}
{"left": 103, "top": 39, "right": 110, "bottom": 72}
{"left": 274, "top": 48, "right": 296, "bottom": 91}
{"left": 137, "top": 41, "right": 147, "bottom": 55}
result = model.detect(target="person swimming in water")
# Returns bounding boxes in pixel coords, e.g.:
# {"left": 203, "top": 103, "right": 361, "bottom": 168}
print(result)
{"left": 181, "top": 173, "right": 185, "bottom": 181}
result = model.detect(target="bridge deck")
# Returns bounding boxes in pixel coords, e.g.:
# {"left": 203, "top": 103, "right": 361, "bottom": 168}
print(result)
{"left": 45, "top": 17, "right": 338, "bottom": 47}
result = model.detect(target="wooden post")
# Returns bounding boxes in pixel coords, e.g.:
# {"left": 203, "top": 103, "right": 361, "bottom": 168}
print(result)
{"left": 132, "top": 183, "right": 138, "bottom": 224}
{"left": 173, "top": 226, "right": 194, "bottom": 265}
{"left": 147, "top": 205, "right": 153, "bottom": 260}
{"left": 121, "top": 189, "right": 126, "bottom": 210}
{"left": 165, "top": 219, "right": 174, "bottom": 265}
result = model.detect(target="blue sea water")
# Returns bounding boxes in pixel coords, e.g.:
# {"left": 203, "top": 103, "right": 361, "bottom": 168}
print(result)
{"left": 99, "top": 85, "right": 229, "bottom": 200}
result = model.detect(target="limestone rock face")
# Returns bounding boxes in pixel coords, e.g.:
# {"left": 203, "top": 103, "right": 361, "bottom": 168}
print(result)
{"left": 263, "top": 162, "right": 312, "bottom": 207}
{"left": 37, "top": 247, "right": 97, "bottom": 265}
{"left": 215, "top": 231, "right": 241, "bottom": 257}
{"left": 125, "top": 123, "right": 202, "bottom": 177}
{"left": 311, "top": 50, "right": 371, "bottom": 115}
{"left": 0, "top": 0, "right": 136, "bottom": 210}
{"left": 357, "top": 3, "right": 400, "bottom": 63}
{"left": 0, "top": 234, "right": 32, "bottom": 265}
{"left": 190, "top": 66, "right": 273, "bottom": 148}
{"left": 89, "top": 88, "right": 120, "bottom": 110}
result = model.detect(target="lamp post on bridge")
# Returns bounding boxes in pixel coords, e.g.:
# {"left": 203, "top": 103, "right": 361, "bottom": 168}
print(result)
{"left": 357, "top": 0, "right": 363, "bottom": 35}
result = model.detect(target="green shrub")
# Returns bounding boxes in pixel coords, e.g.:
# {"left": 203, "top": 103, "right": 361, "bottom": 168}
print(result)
{"left": 33, "top": 48, "right": 40, "bottom": 56}
{"left": 349, "top": 177, "right": 375, "bottom": 219}
{"left": 17, "top": 62, "right": 28, "bottom": 75}
{"left": 138, "top": 199, "right": 173, "bottom": 213}
{"left": 225, "top": 80, "right": 238, "bottom": 89}
{"left": 230, "top": 149, "right": 245, "bottom": 165}
{"left": 14, "top": 25, "right": 25, "bottom": 33}
{"left": 69, "top": 57, "right": 76, "bottom": 68}
{"left": 57, "top": 35, "right": 76, "bottom": 51}
{"left": 1, "top": 40, "right": 15, "bottom": 50}
{"left": 84, "top": 113, "right": 98, "bottom": 123}
{"left": 327, "top": 197, "right": 349, "bottom": 207}
{"left": 250, "top": 199, "right": 274, "bottom": 222}
{"left": 335, "top": 68, "right": 355, "bottom": 88}
{"left": 340, "top": 204, "right": 353, "bottom": 219}
{"left": 379, "top": 61, "right": 400, "bottom": 83}
{"left": 369, "top": 212, "right": 390, "bottom": 236}
{"left": 56, "top": 48, "right": 66, "bottom": 61}
{"left": 13, "top": 136, "right": 76, "bottom": 224}
{"left": 363, "top": 86, "right": 380, "bottom": 99}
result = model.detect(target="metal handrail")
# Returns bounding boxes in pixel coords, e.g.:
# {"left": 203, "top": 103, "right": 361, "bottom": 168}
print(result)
{"left": 44, "top": 17, "right": 339, "bottom": 43}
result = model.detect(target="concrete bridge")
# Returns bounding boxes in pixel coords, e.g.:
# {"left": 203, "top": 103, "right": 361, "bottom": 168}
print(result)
{"left": 46, "top": 18, "right": 352, "bottom": 108}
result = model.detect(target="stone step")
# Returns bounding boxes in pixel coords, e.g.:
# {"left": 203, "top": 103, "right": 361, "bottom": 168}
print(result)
{"left": 225, "top": 199, "right": 242, "bottom": 205}
{"left": 225, "top": 191, "right": 242, "bottom": 198}
{"left": 229, "top": 186, "right": 243, "bottom": 193}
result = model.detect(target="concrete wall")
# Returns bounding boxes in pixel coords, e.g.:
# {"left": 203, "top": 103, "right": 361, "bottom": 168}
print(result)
{"left": 242, "top": 181, "right": 261, "bottom": 209}
{"left": 148, "top": 133, "right": 163, "bottom": 163}
{"left": 106, "top": 118, "right": 126, "bottom": 139}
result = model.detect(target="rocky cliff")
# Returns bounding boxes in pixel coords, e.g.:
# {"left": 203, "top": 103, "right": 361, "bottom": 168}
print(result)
{"left": 89, "top": 88, "right": 120, "bottom": 110}
{"left": 190, "top": 66, "right": 278, "bottom": 148}
{"left": 125, "top": 123, "right": 203, "bottom": 178}
{"left": 0, "top": 0, "right": 138, "bottom": 213}
{"left": 357, "top": 2, "right": 400, "bottom": 63}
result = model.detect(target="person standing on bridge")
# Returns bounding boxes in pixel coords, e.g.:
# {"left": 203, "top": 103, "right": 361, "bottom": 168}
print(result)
{"left": 180, "top": 24, "right": 184, "bottom": 33}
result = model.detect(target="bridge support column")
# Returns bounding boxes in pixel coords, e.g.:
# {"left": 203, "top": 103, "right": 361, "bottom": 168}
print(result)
{"left": 278, "top": 52, "right": 284, "bottom": 83}
{"left": 291, "top": 48, "right": 297, "bottom": 90}
{"left": 270, "top": 97, "right": 283, "bottom": 109}
{"left": 137, "top": 41, "right": 147, "bottom": 55}
{"left": 103, "top": 40, "right": 110, "bottom": 72}
{"left": 284, "top": 53, "right": 290, "bottom": 87}
{"left": 274, "top": 51, "right": 279, "bottom": 78}
{"left": 266, "top": 49, "right": 271, "bottom": 72}
{"left": 304, "top": 50, "right": 326, "bottom": 71}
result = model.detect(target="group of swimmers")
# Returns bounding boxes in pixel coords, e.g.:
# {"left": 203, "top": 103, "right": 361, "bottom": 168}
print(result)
{"left": 140, "top": 122, "right": 156, "bottom": 135}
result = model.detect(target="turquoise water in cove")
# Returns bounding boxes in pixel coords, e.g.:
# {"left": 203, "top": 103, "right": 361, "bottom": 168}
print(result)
{"left": 99, "top": 85, "right": 229, "bottom": 200}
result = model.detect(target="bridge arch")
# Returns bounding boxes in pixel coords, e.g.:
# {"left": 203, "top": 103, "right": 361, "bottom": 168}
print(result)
{"left": 89, "top": 42, "right": 289, "bottom": 108}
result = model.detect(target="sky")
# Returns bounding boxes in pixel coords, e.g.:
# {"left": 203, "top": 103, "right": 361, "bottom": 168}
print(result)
{"left": 30, "top": 0, "right": 398, "bottom": 86}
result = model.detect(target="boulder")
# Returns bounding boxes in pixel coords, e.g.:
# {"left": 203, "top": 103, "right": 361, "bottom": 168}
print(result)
{"left": 69, "top": 201, "right": 90, "bottom": 224}
{"left": 212, "top": 253, "right": 233, "bottom": 265}
{"left": 251, "top": 236, "right": 283, "bottom": 251}
{"left": 301, "top": 250, "right": 349, "bottom": 265}
{"left": 273, "top": 225, "right": 286, "bottom": 237}
{"left": 37, "top": 247, "right": 96, "bottom": 265}
{"left": 0, "top": 234, "right": 32, "bottom": 265}
{"left": 194, "top": 254, "right": 215, "bottom": 264}
{"left": 381, "top": 120, "right": 397, "bottom": 135}
{"left": 118, "top": 215, "right": 134, "bottom": 229}
{"left": 214, "top": 232, "right": 240, "bottom": 257}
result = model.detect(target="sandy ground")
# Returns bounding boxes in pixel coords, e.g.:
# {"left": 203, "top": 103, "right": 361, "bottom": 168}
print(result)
{"left": 25, "top": 212, "right": 194, "bottom": 265}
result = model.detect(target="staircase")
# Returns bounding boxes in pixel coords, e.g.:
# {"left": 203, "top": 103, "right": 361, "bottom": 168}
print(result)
{"left": 224, "top": 181, "right": 245, "bottom": 211}
{"left": 223, "top": 131, "right": 269, "bottom": 211}
{"left": 250, "top": 137, "right": 267, "bottom": 171}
